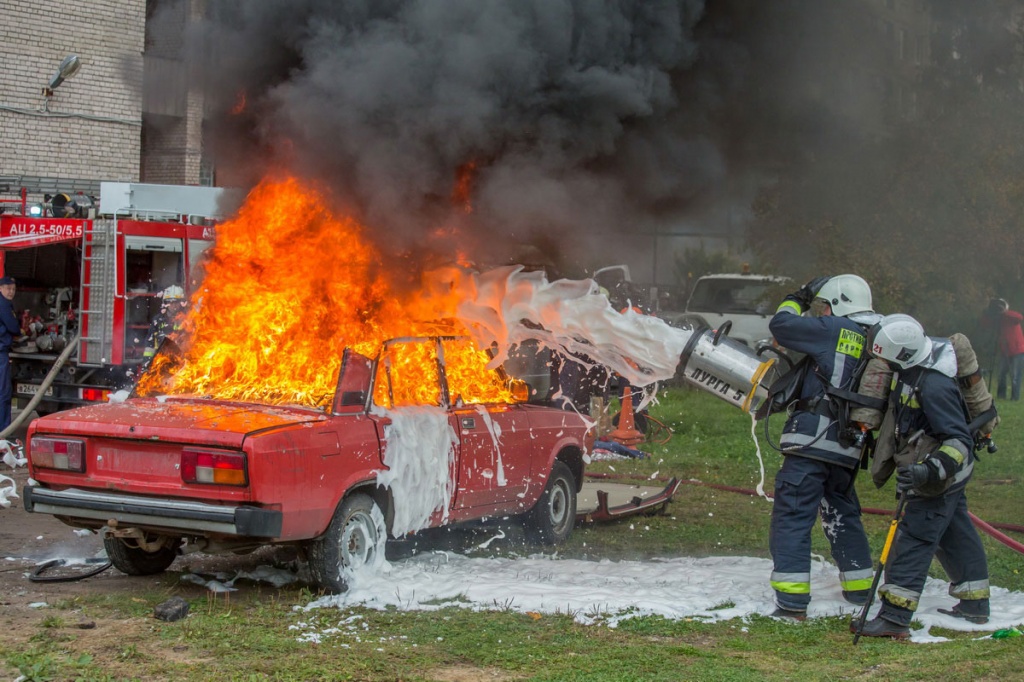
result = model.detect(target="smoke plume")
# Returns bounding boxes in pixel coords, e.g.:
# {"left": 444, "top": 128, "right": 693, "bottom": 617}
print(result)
{"left": 156, "top": 0, "right": 1023, "bottom": 333}
{"left": 174, "top": 0, "right": 713, "bottom": 270}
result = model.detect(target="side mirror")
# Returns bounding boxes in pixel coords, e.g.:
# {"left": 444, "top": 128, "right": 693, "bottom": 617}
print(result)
{"left": 510, "top": 378, "right": 531, "bottom": 403}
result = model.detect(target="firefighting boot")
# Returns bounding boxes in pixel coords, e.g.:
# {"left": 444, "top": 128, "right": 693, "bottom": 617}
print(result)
{"left": 771, "top": 607, "right": 807, "bottom": 622}
{"left": 850, "top": 616, "right": 910, "bottom": 640}
{"left": 938, "top": 600, "right": 990, "bottom": 625}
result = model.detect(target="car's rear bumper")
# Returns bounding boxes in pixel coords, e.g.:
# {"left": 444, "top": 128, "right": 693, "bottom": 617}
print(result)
{"left": 23, "top": 485, "right": 282, "bottom": 538}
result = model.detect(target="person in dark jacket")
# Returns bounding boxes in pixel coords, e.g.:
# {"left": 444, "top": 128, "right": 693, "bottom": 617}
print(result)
{"left": 0, "top": 276, "right": 23, "bottom": 432}
{"left": 767, "top": 274, "right": 878, "bottom": 619}
{"left": 855, "top": 313, "right": 989, "bottom": 639}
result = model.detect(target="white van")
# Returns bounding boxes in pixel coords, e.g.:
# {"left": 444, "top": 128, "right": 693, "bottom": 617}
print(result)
{"left": 662, "top": 273, "right": 790, "bottom": 348}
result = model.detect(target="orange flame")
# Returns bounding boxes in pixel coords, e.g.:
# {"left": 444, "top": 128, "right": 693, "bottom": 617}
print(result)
{"left": 137, "top": 177, "right": 515, "bottom": 408}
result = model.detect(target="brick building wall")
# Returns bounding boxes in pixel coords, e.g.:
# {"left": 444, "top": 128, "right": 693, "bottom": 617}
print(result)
{"left": 0, "top": 0, "right": 146, "bottom": 190}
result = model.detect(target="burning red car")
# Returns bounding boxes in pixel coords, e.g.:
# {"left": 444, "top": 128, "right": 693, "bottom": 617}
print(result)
{"left": 24, "top": 334, "right": 591, "bottom": 592}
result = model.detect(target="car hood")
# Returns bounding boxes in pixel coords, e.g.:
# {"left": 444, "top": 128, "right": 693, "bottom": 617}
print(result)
{"left": 29, "top": 397, "right": 329, "bottom": 449}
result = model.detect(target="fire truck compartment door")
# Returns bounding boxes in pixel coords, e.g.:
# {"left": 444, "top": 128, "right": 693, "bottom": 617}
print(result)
{"left": 124, "top": 236, "right": 183, "bottom": 252}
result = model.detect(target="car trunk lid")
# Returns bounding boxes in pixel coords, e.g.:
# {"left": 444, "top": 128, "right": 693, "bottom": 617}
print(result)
{"left": 31, "top": 397, "right": 328, "bottom": 449}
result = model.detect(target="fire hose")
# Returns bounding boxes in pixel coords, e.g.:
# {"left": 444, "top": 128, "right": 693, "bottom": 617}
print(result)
{"left": 586, "top": 471, "right": 1024, "bottom": 556}
{"left": 0, "top": 333, "right": 81, "bottom": 440}
{"left": 29, "top": 557, "right": 111, "bottom": 583}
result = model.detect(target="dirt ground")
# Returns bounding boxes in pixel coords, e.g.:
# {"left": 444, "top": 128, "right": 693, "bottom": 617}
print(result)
{"left": 1, "top": 463, "right": 155, "bottom": 610}
{"left": 0, "top": 462, "right": 528, "bottom": 681}
{"left": 0, "top": 455, "right": 316, "bottom": 679}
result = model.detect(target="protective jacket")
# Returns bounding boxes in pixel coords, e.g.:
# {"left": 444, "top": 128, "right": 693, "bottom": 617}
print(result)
{"left": 769, "top": 303, "right": 868, "bottom": 468}
{"left": 863, "top": 335, "right": 995, "bottom": 489}
{"left": 880, "top": 368, "right": 966, "bottom": 491}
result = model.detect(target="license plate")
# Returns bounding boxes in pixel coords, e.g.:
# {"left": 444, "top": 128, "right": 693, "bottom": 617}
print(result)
{"left": 16, "top": 383, "right": 53, "bottom": 397}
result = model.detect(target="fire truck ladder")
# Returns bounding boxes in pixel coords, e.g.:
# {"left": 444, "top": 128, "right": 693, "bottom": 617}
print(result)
{"left": 78, "top": 218, "right": 117, "bottom": 367}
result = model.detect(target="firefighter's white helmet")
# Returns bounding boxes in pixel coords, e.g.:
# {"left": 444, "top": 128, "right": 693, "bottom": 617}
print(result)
{"left": 814, "top": 274, "right": 872, "bottom": 317}
{"left": 869, "top": 313, "right": 932, "bottom": 370}
{"left": 161, "top": 285, "right": 185, "bottom": 300}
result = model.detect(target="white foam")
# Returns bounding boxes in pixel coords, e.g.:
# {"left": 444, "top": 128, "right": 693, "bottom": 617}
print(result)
{"left": 375, "top": 406, "right": 458, "bottom": 536}
{"left": 427, "top": 266, "right": 691, "bottom": 388}
{"left": 303, "top": 552, "right": 1024, "bottom": 643}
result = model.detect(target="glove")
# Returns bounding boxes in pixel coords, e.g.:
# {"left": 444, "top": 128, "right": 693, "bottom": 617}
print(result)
{"left": 895, "top": 460, "right": 939, "bottom": 497}
{"left": 895, "top": 466, "right": 916, "bottom": 496}
{"left": 786, "top": 276, "right": 831, "bottom": 310}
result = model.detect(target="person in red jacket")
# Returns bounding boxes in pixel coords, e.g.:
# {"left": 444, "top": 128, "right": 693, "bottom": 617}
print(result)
{"left": 982, "top": 298, "right": 1024, "bottom": 400}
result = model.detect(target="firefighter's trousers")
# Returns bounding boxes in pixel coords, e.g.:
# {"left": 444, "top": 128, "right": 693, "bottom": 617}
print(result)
{"left": 769, "top": 454, "right": 874, "bottom": 611}
{"left": 878, "top": 489, "right": 990, "bottom": 626}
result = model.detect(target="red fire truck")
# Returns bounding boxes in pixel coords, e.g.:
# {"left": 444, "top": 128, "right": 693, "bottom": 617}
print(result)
{"left": 0, "top": 182, "right": 238, "bottom": 413}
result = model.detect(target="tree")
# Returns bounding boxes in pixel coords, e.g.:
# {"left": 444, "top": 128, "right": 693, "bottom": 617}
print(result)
{"left": 748, "top": 1, "right": 1024, "bottom": 336}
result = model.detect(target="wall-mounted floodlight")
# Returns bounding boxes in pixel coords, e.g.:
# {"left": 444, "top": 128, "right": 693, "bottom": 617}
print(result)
{"left": 41, "top": 55, "right": 81, "bottom": 110}
{"left": 48, "top": 55, "right": 81, "bottom": 90}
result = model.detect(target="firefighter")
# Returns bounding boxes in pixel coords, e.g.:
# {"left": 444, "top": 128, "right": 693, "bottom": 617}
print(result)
{"left": 143, "top": 285, "right": 188, "bottom": 360}
{"left": 856, "top": 313, "right": 989, "bottom": 638}
{"left": 767, "top": 274, "right": 876, "bottom": 619}
{"left": 0, "top": 276, "right": 21, "bottom": 432}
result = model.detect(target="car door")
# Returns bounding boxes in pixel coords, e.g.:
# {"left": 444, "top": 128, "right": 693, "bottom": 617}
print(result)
{"left": 441, "top": 338, "right": 534, "bottom": 512}
{"left": 371, "top": 338, "right": 460, "bottom": 528}
{"left": 450, "top": 404, "right": 534, "bottom": 512}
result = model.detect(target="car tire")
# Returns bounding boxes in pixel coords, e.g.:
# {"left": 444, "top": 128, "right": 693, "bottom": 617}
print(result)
{"left": 523, "top": 460, "right": 577, "bottom": 546}
{"left": 103, "top": 535, "right": 179, "bottom": 576}
{"left": 308, "top": 493, "right": 387, "bottom": 594}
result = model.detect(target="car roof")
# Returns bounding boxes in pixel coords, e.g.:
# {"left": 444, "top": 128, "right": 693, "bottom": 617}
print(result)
{"left": 693, "top": 274, "right": 789, "bottom": 282}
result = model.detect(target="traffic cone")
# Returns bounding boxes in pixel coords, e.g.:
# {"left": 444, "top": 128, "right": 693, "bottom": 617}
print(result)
{"left": 609, "top": 386, "right": 645, "bottom": 447}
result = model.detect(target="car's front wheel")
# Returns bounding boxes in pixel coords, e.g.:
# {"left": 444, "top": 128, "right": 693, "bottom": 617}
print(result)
{"left": 523, "top": 460, "right": 577, "bottom": 546}
{"left": 308, "top": 493, "right": 387, "bottom": 594}
{"left": 103, "top": 534, "right": 180, "bottom": 576}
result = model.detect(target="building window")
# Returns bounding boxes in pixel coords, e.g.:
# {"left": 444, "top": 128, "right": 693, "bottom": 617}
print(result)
{"left": 199, "top": 120, "right": 215, "bottom": 187}
{"left": 899, "top": 28, "right": 907, "bottom": 60}
{"left": 198, "top": 158, "right": 215, "bottom": 187}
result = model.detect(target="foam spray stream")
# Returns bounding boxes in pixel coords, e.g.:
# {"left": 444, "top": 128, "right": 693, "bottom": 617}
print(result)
{"left": 749, "top": 412, "right": 769, "bottom": 499}
{"left": 430, "top": 265, "right": 777, "bottom": 490}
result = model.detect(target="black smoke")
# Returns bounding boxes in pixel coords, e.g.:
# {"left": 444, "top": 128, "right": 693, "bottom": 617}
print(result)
{"left": 172, "top": 0, "right": 719, "bottom": 270}
{"left": 158, "top": 0, "right": 1024, "bottom": 333}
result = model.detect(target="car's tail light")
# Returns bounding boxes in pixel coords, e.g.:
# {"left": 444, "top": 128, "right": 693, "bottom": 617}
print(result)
{"left": 80, "top": 387, "right": 110, "bottom": 402}
{"left": 30, "top": 437, "right": 85, "bottom": 472}
{"left": 181, "top": 449, "right": 248, "bottom": 486}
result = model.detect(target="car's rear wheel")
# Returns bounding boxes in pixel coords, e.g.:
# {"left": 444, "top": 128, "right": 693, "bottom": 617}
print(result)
{"left": 103, "top": 534, "right": 180, "bottom": 576}
{"left": 523, "top": 461, "right": 577, "bottom": 545}
{"left": 308, "top": 493, "right": 387, "bottom": 594}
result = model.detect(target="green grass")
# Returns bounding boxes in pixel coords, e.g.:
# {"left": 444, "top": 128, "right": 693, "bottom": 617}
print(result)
{"left": 3, "top": 386, "right": 1023, "bottom": 681}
